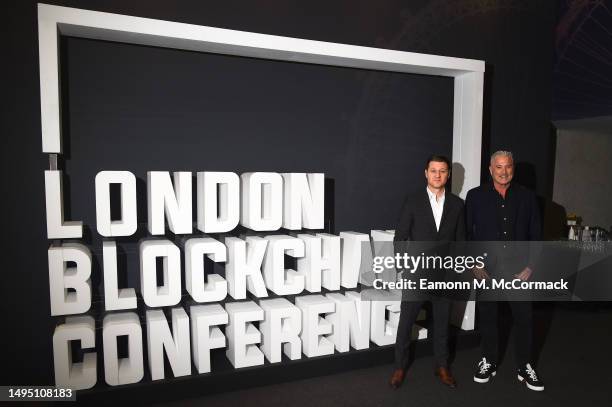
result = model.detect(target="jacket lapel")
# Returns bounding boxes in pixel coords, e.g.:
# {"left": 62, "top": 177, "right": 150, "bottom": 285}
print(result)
{"left": 423, "top": 190, "right": 438, "bottom": 236}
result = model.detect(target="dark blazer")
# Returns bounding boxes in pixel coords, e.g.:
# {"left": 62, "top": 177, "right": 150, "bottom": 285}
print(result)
{"left": 393, "top": 188, "right": 466, "bottom": 299}
{"left": 465, "top": 182, "right": 542, "bottom": 272}
{"left": 394, "top": 188, "right": 466, "bottom": 243}
{"left": 465, "top": 182, "right": 541, "bottom": 242}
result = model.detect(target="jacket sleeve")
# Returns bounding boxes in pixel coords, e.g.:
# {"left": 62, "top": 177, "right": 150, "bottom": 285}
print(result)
{"left": 527, "top": 191, "right": 543, "bottom": 270}
{"left": 393, "top": 196, "right": 412, "bottom": 242}
{"left": 393, "top": 197, "right": 412, "bottom": 273}
{"left": 455, "top": 199, "right": 466, "bottom": 242}
{"left": 528, "top": 192, "right": 543, "bottom": 241}
{"left": 464, "top": 190, "right": 484, "bottom": 265}
{"left": 465, "top": 190, "right": 475, "bottom": 241}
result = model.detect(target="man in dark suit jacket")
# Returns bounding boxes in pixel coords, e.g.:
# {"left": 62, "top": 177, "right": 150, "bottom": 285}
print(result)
{"left": 466, "top": 150, "right": 544, "bottom": 392}
{"left": 389, "top": 155, "right": 466, "bottom": 389}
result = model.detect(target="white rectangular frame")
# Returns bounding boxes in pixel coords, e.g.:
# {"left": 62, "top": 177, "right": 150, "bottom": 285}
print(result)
{"left": 38, "top": 3, "right": 483, "bottom": 197}
{"left": 37, "top": 3, "right": 483, "bottom": 330}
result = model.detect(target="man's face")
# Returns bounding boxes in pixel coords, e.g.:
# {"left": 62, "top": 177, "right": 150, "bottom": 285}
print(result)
{"left": 425, "top": 161, "right": 450, "bottom": 189}
{"left": 489, "top": 155, "right": 514, "bottom": 187}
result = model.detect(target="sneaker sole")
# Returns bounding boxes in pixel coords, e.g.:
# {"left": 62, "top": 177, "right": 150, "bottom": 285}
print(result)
{"left": 517, "top": 374, "right": 544, "bottom": 391}
{"left": 473, "top": 371, "right": 496, "bottom": 383}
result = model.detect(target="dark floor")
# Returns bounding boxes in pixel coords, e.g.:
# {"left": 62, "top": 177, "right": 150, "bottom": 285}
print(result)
{"left": 150, "top": 304, "right": 612, "bottom": 407}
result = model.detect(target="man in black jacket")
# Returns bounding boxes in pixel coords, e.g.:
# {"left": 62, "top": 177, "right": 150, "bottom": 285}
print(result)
{"left": 466, "top": 150, "right": 545, "bottom": 391}
{"left": 389, "top": 155, "right": 465, "bottom": 389}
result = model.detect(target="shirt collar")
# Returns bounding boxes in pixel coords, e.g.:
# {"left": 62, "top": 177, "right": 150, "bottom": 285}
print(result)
{"left": 489, "top": 181, "right": 512, "bottom": 196}
{"left": 426, "top": 186, "right": 445, "bottom": 202}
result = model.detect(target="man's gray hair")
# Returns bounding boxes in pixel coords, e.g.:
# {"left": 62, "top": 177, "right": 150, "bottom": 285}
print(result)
{"left": 490, "top": 150, "right": 513, "bottom": 164}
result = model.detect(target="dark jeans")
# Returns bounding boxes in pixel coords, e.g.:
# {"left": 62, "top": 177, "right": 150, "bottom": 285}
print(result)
{"left": 394, "top": 297, "right": 451, "bottom": 369}
{"left": 478, "top": 301, "right": 532, "bottom": 366}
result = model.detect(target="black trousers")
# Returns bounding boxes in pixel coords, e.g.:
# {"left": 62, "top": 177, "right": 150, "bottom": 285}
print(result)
{"left": 478, "top": 301, "right": 532, "bottom": 366}
{"left": 394, "top": 297, "right": 451, "bottom": 369}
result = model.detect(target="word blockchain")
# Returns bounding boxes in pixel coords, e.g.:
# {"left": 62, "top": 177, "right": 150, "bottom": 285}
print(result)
{"left": 45, "top": 171, "right": 402, "bottom": 390}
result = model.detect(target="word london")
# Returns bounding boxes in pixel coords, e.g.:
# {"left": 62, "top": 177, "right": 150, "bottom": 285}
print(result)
{"left": 46, "top": 171, "right": 402, "bottom": 390}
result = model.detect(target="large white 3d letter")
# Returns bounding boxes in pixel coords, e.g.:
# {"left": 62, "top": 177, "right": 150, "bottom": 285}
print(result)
{"left": 225, "top": 301, "right": 264, "bottom": 368}
{"left": 102, "top": 313, "right": 144, "bottom": 386}
{"left": 368, "top": 230, "right": 396, "bottom": 287}
{"left": 240, "top": 172, "right": 282, "bottom": 231}
{"left": 146, "top": 308, "right": 191, "bottom": 380}
{"left": 295, "top": 295, "right": 335, "bottom": 357}
{"left": 45, "top": 170, "right": 82, "bottom": 239}
{"left": 263, "top": 235, "right": 305, "bottom": 296}
{"left": 48, "top": 243, "right": 92, "bottom": 316}
{"left": 297, "top": 233, "right": 341, "bottom": 292}
{"left": 190, "top": 304, "right": 228, "bottom": 373}
{"left": 53, "top": 316, "right": 96, "bottom": 390}
{"left": 339, "top": 232, "right": 372, "bottom": 289}
{"left": 370, "top": 296, "right": 400, "bottom": 346}
{"left": 259, "top": 298, "right": 302, "bottom": 363}
{"left": 140, "top": 240, "right": 182, "bottom": 307}
{"left": 326, "top": 292, "right": 371, "bottom": 352}
{"left": 185, "top": 238, "right": 227, "bottom": 303}
{"left": 197, "top": 172, "right": 239, "bottom": 233}
{"left": 282, "top": 173, "right": 324, "bottom": 230}
{"left": 103, "top": 241, "right": 136, "bottom": 311}
{"left": 225, "top": 237, "right": 268, "bottom": 299}
{"left": 95, "top": 171, "right": 137, "bottom": 237}
{"left": 147, "top": 171, "right": 192, "bottom": 235}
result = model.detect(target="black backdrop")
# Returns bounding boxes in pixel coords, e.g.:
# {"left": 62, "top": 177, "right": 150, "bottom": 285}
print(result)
{"left": 62, "top": 36, "right": 453, "bottom": 239}
{"left": 2, "top": 0, "right": 557, "bottom": 390}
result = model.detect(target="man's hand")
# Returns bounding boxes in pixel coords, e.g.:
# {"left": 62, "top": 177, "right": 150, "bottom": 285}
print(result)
{"left": 514, "top": 267, "right": 533, "bottom": 281}
{"left": 472, "top": 266, "right": 490, "bottom": 280}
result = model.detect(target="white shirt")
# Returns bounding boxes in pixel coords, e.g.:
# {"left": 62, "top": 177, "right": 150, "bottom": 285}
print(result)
{"left": 426, "top": 186, "right": 445, "bottom": 232}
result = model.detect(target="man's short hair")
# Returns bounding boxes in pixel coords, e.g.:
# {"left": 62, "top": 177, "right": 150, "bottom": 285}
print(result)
{"left": 425, "top": 155, "right": 451, "bottom": 171}
{"left": 490, "top": 150, "right": 513, "bottom": 164}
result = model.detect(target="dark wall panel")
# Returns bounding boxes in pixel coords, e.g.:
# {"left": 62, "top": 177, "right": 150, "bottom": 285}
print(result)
{"left": 61, "top": 37, "right": 453, "bottom": 238}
